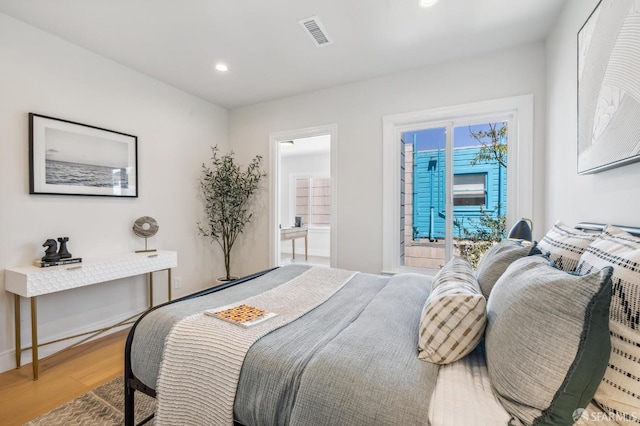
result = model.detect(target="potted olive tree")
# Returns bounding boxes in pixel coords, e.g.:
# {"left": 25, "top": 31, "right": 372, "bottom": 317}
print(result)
{"left": 197, "top": 146, "right": 266, "bottom": 282}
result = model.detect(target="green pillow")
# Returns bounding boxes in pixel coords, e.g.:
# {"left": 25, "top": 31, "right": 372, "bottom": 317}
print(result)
{"left": 485, "top": 256, "right": 612, "bottom": 426}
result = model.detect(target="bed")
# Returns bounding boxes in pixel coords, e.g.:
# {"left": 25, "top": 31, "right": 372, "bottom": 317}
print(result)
{"left": 124, "top": 222, "right": 640, "bottom": 426}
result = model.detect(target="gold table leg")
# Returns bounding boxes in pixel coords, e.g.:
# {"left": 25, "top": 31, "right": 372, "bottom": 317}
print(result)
{"left": 304, "top": 236, "right": 308, "bottom": 261}
{"left": 15, "top": 266, "right": 174, "bottom": 381}
{"left": 149, "top": 269, "right": 172, "bottom": 309}
{"left": 292, "top": 240, "right": 296, "bottom": 259}
{"left": 31, "top": 297, "right": 38, "bottom": 380}
{"left": 14, "top": 294, "right": 20, "bottom": 369}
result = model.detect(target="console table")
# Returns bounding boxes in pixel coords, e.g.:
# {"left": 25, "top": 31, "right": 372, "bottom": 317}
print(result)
{"left": 280, "top": 227, "right": 308, "bottom": 260}
{"left": 5, "top": 250, "right": 177, "bottom": 380}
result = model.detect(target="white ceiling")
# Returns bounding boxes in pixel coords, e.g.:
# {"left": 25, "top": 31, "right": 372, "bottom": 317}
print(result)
{"left": 0, "top": 0, "right": 568, "bottom": 110}
{"left": 280, "top": 135, "right": 331, "bottom": 157}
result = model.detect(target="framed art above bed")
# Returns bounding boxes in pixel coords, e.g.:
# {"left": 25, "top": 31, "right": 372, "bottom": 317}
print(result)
{"left": 577, "top": 0, "right": 640, "bottom": 174}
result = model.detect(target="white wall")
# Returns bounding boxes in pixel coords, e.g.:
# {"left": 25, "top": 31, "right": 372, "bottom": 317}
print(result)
{"left": 229, "top": 42, "right": 548, "bottom": 275}
{"left": 0, "top": 8, "right": 581, "bottom": 374}
{"left": 545, "top": 0, "right": 640, "bottom": 230}
{"left": 0, "top": 13, "right": 229, "bottom": 372}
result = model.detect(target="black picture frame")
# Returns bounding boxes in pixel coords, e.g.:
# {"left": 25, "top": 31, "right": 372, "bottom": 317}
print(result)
{"left": 577, "top": 0, "right": 640, "bottom": 174}
{"left": 29, "top": 113, "right": 138, "bottom": 197}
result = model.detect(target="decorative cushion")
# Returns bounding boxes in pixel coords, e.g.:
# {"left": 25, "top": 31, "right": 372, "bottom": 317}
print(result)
{"left": 576, "top": 225, "right": 640, "bottom": 421}
{"left": 537, "top": 221, "right": 598, "bottom": 271}
{"left": 418, "top": 257, "right": 486, "bottom": 365}
{"left": 475, "top": 239, "right": 540, "bottom": 298}
{"left": 485, "top": 256, "right": 613, "bottom": 426}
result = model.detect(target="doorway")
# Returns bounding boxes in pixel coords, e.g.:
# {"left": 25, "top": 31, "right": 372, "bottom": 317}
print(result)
{"left": 269, "top": 124, "right": 337, "bottom": 268}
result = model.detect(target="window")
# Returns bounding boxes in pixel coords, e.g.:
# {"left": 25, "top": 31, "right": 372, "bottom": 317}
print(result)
{"left": 453, "top": 173, "right": 486, "bottom": 206}
{"left": 295, "top": 176, "right": 331, "bottom": 226}
{"left": 403, "top": 122, "right": 507, "bottom": 267}
{"left": 383, "top": 95, "right": 533, "bottom": 274}
{"left": 295, "top": 178, "right": 310, "bottom": 225}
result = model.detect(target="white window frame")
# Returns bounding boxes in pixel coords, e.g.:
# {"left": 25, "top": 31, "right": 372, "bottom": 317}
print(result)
{"left": 289, "top": 173, "right": 331, "bottom": 229}
{"left": 382, "top": 95, "right": 533, "bottom": 275}
{"left": 453, "top": 173, "right": 487, "bottom": 206}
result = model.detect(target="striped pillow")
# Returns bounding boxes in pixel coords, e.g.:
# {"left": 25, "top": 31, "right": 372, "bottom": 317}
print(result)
{"left": 576, "top": 225, "right": 640, "bottom": 422}
{"left": 486, "top": 256, "right": 613, "bottom": 425}
{"left": 418, "top": 257, "right": 486, "bottom": 365}
{"left": 537, "top": 221, "right": 598, "bottom": 271}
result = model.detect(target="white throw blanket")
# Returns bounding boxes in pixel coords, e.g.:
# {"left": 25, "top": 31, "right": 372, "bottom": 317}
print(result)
{"left": 155, "top": 267, "right": 357, "bottom": 426}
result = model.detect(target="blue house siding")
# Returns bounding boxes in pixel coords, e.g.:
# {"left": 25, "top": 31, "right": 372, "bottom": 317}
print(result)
{"left": 412, "top": 146, "right": 506, "bottom": 240}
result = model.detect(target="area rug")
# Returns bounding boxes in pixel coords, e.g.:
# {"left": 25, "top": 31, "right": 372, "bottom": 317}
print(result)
{"left": 24, "top": 376, "right": 155, "bottom": 425}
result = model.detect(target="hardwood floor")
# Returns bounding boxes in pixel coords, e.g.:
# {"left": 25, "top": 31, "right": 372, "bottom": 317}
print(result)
{"left": 0, "top": 328, "right": 128, "bottom": 426}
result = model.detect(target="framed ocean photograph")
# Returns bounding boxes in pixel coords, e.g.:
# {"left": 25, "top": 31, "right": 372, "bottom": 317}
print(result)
{"left": 577, "top": 0, "right": 640, "bottom": 174}
{"left": 29, "top": 113, "right": 138, "bottom": 197}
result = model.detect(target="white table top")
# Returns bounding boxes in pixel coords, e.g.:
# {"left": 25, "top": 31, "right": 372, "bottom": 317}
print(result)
{"left": 5, "top": 250, "right": 177, "bottom": 297}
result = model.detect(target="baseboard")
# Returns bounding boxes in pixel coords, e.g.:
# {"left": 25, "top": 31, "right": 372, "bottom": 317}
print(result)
{"left": 280, "top": 249, "right": 330, "bottom": 257}
{"left": 0, "top": 349, "right": 15, "bottom": 374}
{"left": 0, "top": 307, "right": 145, "bottom": 375}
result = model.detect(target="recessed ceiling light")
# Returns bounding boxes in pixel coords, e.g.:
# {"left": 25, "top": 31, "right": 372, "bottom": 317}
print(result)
{"left": 215, "top": 63, "right": 228, "bottom": 72}
{"left": 419, "top": 0, "right": 438, "bottom": 7}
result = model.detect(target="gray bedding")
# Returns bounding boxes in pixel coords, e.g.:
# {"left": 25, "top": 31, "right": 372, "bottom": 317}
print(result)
{"left": 131, "top": 265, "right": 310, "bottom": 389}
{"left": 131, "top": 265, "right": 438, "bottom": 426}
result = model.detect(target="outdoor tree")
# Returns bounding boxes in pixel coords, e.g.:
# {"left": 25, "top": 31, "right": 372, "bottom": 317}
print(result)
{"left": 456, "top": 122, "right": 508, "bottom": 267}
{"left": 469, "top": 122, "right": 508, "bottom": 168}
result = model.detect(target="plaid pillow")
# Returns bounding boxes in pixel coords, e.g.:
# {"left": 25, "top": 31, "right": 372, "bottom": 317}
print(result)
{"left": 537, "top": 221, "right": 598, "bottom": 271}
{"left": 418, "top": 257, "right": 486, "bottom": 365}
{"left": 576, "top": 225, "right": 640, "bottom": 422}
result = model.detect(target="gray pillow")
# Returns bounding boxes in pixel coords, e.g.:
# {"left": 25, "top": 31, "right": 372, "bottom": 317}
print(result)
{"left": 485, "top": 256, "right": 613, "bottom": 426}
{"left": 475, "top": 239, "right": 540, "bottom": 298}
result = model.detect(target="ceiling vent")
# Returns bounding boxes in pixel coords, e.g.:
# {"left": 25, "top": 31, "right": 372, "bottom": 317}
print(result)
{"left": 299, "top": 16, "right": 333, "bottom": 47}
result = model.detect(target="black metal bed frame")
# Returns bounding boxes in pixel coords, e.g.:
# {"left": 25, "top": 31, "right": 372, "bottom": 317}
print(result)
{"left": 123, "top": 267, "right": 277, "bottom": 426}
{"left": 574, "top": 222, "right": 640, "bottom": 237}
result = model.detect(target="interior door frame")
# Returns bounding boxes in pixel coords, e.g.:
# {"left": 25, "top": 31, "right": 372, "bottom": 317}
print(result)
{"left": 269, "top": 124, "right": 338, "bottom": 268}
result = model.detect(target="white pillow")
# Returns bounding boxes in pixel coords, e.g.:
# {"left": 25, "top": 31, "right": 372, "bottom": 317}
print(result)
{"left": 577, "top": 225, "right": 640, "bottom": 421}
{"left": 537, "top": 221, "right": 598, "bottom": 271}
